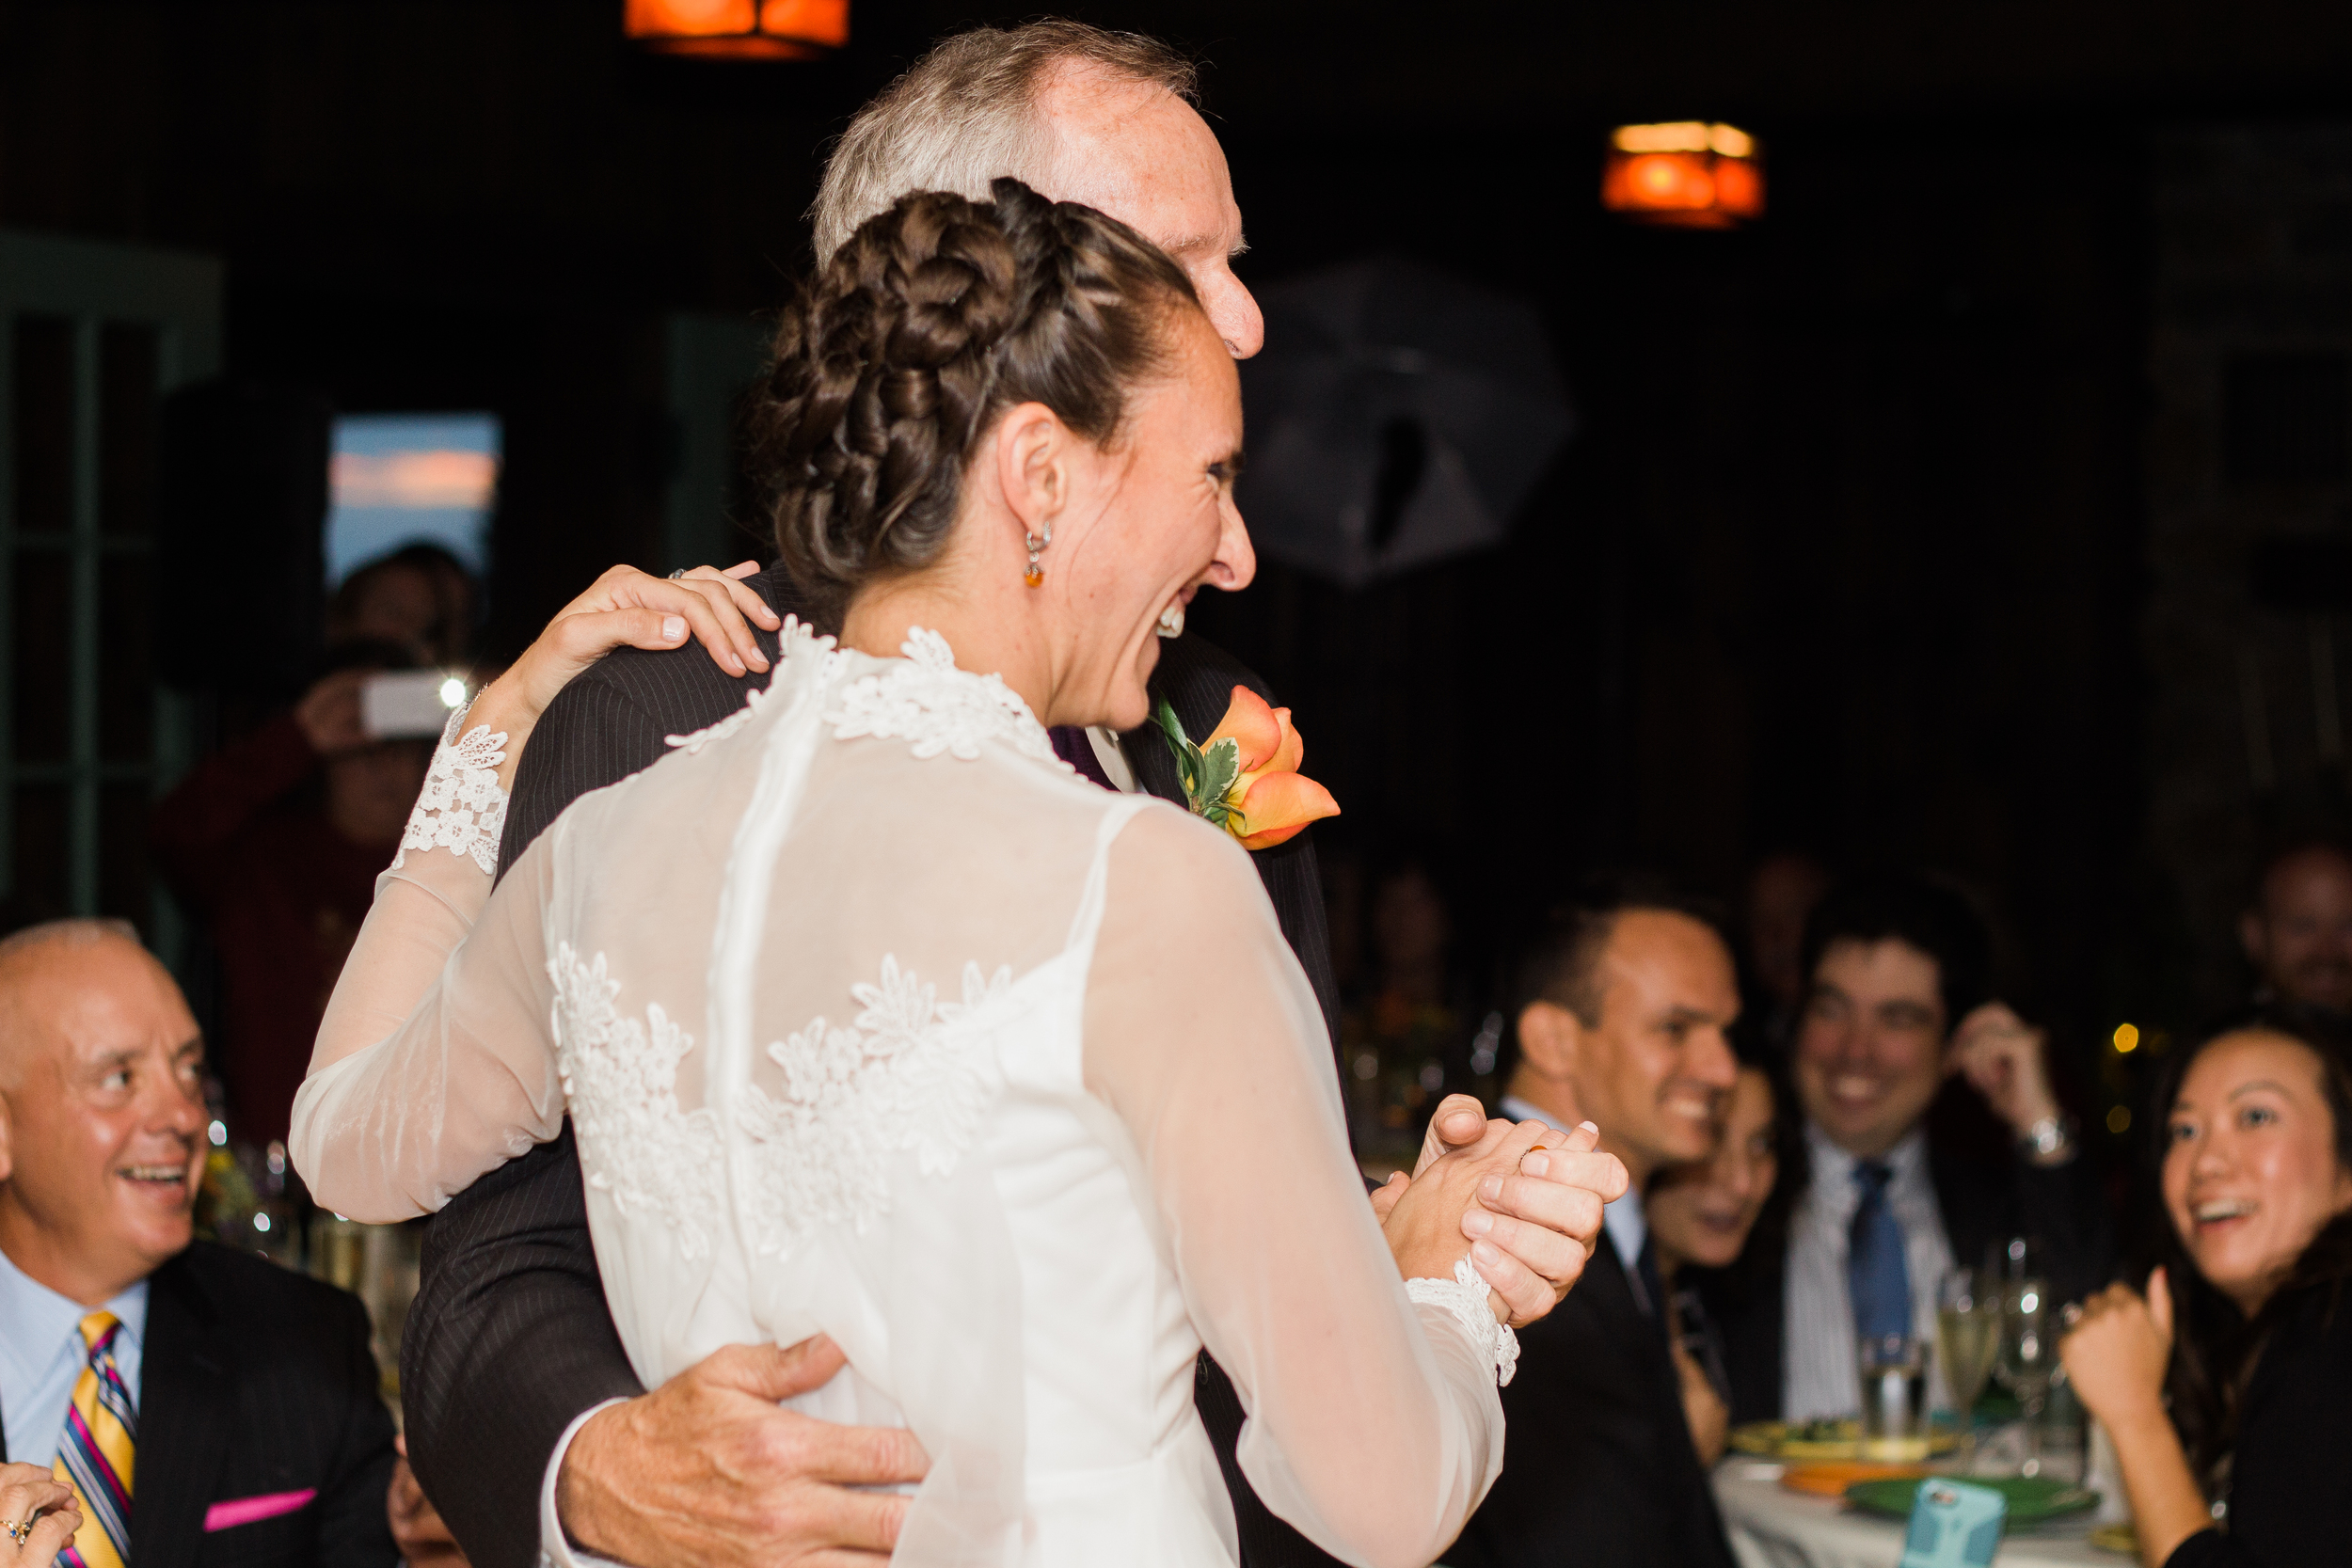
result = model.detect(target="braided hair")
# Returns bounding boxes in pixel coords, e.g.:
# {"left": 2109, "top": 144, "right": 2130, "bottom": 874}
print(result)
{"left": 747, "top": 177, "right": 1201, "bottom": 628}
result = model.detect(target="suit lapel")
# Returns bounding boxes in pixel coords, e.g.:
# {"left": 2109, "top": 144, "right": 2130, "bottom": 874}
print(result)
{"left": 1122, "top": 646, "right": 1237, "bottom": 811}
{"left": 1120, "top": 710, "right": 1184, "bottom": 807}
{"left": 131, "top": 1253, "right": 233, "bottom": 1568}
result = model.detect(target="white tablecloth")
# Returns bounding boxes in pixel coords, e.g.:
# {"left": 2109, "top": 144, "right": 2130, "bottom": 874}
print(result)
{"left": 1713, "top": 1462, "right": 2122, "bottom": 1568}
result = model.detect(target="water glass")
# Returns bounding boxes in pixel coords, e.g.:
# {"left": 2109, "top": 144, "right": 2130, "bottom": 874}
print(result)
{"left": 1857, "top": 1333, "right": 1931, "bottom": 1462}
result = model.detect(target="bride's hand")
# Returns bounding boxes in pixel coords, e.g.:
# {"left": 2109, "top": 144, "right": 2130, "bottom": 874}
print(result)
{"left": 466, "top": 562, "right": 782, "bottom": 783}
{"left": 500, "top": 562, "right": 780, "bottom": 717}
{"left": 1379, "top": 1117, "right": 1624, "bottom": 1328}
{"left": 1374, "top": 1095, "right": 1627, "bottom": 1329}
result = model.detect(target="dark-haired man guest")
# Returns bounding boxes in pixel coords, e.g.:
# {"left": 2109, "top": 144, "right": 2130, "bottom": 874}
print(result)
{"left": 1450, "top": 878, "right": 1742, "bottom": 1568}
{"left": 1739, "top": 874, "right": 2112, "bottom": 1422}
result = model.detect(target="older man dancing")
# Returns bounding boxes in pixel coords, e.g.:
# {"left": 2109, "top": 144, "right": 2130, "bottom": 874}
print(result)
{"left": 394, "top": 20, "right": 1623, "bottom": 1568}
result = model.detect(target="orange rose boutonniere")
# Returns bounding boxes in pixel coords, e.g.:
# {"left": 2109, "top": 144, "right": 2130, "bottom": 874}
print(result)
{"left": 1152, "top": 686, "right": 1340, "bottom": 849}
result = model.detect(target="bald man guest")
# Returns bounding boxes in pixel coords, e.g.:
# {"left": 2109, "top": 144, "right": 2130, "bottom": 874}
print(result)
{"left": 0, "top": 920, "right": 398, "bottom": 1568}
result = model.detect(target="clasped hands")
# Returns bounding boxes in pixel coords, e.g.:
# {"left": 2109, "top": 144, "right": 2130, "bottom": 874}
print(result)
{"left": 556, "top": 1094, "right": 1625, "bottom": 1568}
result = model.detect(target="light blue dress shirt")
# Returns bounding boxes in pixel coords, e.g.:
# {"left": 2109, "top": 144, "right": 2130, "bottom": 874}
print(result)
{"left": 0, "top": 1243, "right": 147, "bottom": 1466}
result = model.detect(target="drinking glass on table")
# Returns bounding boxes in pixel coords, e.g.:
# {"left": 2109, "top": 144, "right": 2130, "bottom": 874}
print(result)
{"left": 1857, "top": 1333, "right": 1931, "bottom": 1462}
{"left": 1995, "top": 1270, "right": 2057, "bottom": 1475}
{"left": 1937, "top": 1267, "right": 2003, "bottom": 1457}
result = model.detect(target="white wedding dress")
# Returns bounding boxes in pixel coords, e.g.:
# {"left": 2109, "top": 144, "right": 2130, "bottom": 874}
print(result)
{"left": 291, "top": 625, "right": 1507, "bottom": 1568}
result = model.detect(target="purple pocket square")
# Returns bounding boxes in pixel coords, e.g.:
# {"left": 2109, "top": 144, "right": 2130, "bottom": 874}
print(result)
{"left": 202, "top": 1489, "right": 315, "bottom": 1532}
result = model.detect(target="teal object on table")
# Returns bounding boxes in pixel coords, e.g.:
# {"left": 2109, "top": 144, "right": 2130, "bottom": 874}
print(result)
{"left": 1850, "top": 1474, "right": 2100, "bottom": 1526}
{"left": 1896, "top": 1479, "right": 2007, "bottom": 1567}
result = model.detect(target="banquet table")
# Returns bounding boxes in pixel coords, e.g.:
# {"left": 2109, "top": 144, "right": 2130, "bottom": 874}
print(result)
{"left": 1713, "top": 1460, "right": 2122, "bottom": 1568}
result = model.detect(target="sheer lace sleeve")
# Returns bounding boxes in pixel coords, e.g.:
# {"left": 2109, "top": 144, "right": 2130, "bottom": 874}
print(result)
{"left": 290, "top": 718, "right": 564, "bottom": 1222}
{"left": 1084, "top": 806, "right": 1504, "bottom": 1568}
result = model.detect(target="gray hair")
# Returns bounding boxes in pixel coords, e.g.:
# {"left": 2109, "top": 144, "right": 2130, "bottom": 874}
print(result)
{"left": 809, "top": 19, "right": 1197, "bottom": 263}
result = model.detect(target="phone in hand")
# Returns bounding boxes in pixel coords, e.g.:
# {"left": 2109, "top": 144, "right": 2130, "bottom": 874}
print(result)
{"left": 361, "top": 671, "right": 459, "bottom": 740}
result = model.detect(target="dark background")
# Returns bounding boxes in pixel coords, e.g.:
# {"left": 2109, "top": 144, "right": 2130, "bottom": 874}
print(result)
{"left": 12, "top": 0, "right": 2352, "bottom": 1147}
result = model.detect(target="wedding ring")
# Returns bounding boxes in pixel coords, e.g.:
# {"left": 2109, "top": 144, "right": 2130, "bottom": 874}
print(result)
{"left": 5, "top": 1517, "right": 29, "bottom": 1545}
{"left": 2060, "top": 1302, "right": 2084, "bottom": 1329}
{"left": 667, "top": 568, "right": 689, "bottom": 581}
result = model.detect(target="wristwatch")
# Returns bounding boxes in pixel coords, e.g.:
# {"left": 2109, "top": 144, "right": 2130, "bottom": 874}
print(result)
{"left": 2020, "top": 1115, "right": 2076, "bottom": 1165}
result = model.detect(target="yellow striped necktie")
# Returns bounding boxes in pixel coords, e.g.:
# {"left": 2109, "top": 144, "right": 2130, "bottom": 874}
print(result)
{"left": 53, "top": 1310, "right": 135, "bottom": 1568}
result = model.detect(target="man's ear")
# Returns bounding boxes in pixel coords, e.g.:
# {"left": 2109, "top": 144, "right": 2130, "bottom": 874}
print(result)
{"left": 2239, "top": 909, "right": 2269, "bottom": 967}
{"left": 992, "top": 401, "right": 1070, "bottom": 543}
{"left": 1515, "top": 1000, "right": 1582, "bottom": 1084}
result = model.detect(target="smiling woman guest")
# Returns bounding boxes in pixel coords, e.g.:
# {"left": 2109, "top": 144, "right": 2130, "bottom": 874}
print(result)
{"left": 1646, "top": 1050, "right": 1804, "bottom": 1462}
{"left": 2060, "top": 1009, "right": 2352, "bottom": 1568}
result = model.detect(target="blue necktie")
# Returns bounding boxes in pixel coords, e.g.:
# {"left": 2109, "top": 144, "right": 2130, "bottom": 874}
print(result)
{"left": 1849, "top": 1160, "right": 1911, "bottom": 1344}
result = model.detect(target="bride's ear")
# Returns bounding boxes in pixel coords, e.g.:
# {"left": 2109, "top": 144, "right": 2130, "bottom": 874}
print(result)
{"left": 991, "top": 401, "right": 1073, "bottom": 544}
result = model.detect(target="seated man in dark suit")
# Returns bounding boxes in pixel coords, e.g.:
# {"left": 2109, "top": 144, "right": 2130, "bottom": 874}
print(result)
{"left": 0, "top": 920, "right": 398, "bottom": 1568}
{"left": 1451, "top": 877, "right": 1745, "bottom": 1568}
{"left": 1759, "top": 872, "right": 2113, "bottom": 1421}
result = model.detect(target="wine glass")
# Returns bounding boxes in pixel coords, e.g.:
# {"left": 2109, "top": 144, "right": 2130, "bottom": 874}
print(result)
{"left": 1996, "top": 1271, "right": 2056, "bottom": 1475}
{"left": 1937, "top": 1268, "right": 2003, "bottom": 1456}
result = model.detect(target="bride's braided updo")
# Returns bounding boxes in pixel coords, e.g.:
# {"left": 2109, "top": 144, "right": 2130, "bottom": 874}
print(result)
{"left": 748, "top": 177, "right": 1201, "bottom": 627}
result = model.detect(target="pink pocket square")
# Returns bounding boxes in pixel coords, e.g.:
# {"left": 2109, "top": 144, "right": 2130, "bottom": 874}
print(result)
{"left": 202, "top": 1490, "right": 315, "bottom": 1532}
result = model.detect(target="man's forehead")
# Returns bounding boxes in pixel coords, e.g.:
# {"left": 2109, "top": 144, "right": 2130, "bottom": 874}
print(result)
{"left": 1603, "top": 911, "right": 1736, "bottom": 1003}
{"left": 2264, "top": 849, "right": 2352, "bottom": 911}
{"left": 1032, "top": 64, "right": 1235, "bottom": 236}
{"left": 2, "top": 940, "right": 192, "bottom": 1064}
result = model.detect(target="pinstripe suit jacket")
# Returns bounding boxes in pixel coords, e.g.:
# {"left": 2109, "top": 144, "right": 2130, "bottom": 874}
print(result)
{"left": 402, "top": 563, "right": 1346, "bottom": 1568}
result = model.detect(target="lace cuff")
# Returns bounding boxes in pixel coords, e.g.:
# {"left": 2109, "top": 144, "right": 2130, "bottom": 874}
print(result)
{"left": 1406, "top": 1258, "right": 1520, "bottom": 1386}
{"left": 393, "top": 704, "right": 510, "bottom": 877}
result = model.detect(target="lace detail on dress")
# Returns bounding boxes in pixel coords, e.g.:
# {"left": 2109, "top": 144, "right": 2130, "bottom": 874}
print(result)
{"left": 394, "top": 705, "right": 509, "bottom": 876}
{"left": 826, "top": 627, "right": 1062, "bottom": 767}
{"left": 549, "top": 943, "right": 726, "bottom": 1259}
{"left": 736, "top": 954, "right": 1012, "bottom": 1258}
{"left": 1406, "top": 1259, "right": 1521, "bottom": 1386}
{"left": 664, "top": 685, "right": 766, "bottom": 754}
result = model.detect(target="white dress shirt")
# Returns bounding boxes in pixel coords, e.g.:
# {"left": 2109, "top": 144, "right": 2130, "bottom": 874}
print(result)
{"left": 0, "top": 1242, "right": 148, "bottom": 1465}
{"left": 1782, "top": 1122, "right": 1954, "bottom": 1419}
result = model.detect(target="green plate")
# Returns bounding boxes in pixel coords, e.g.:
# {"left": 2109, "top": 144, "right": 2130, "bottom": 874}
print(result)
{"left": 1844, "top": 1475, "right": 2100, "bottom": 1524}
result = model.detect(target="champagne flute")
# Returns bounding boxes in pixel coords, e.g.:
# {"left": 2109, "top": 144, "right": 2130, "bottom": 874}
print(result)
{"left": 1937, "top": 1267, "right": 2003, "bottom": 1456}
{"left": 1997, "top": 1272, "right": 2056, "bottom": 1476}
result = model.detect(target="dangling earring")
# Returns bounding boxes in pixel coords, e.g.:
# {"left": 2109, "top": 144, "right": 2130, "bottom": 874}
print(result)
{"left": 1024, "top": 522, "right": 1052, "bottom": 587}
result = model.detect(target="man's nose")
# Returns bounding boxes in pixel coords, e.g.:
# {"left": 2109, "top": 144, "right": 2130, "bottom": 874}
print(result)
{"left": 1210, "top": 270, "right": 1265, "bottom": 360}
{"left": 1695, "top": 1025, "right": 1740, "bottom": 1085}
{"left": 1214, "top": 496, "right": 1257, "bottom": 593}
{"left": 151, "top": 1071, "right": 205, "bottom": 1138}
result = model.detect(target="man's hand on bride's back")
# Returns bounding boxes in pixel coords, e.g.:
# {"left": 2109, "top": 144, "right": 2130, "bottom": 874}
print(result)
{"left": 556, "top": 1335, "right": 927, "bottom": 1568}
{"left": 1372, "top": 1094, "right": 1629, "bottom": 1329}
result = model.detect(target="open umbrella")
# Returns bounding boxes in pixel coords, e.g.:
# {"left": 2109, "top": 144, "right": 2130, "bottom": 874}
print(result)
{"left": 1236, "top": 256, "right": 1576, "bottom": 589}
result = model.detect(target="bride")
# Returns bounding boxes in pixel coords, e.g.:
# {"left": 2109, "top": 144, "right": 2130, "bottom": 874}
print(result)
{"left": 292, "top": 180, "right": 1539, "bottom": 1567}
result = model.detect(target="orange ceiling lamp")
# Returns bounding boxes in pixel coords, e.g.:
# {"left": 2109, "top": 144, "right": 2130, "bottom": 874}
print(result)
{"left": 625, "top": 0, "right": 847, "bottom": 60}
{"left": 1602, "top": 122, "right": 1763, "bottom": 229}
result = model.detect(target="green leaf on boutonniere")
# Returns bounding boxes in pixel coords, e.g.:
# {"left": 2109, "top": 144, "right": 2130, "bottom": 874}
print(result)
{"left": 1194, "top": 737, "right": 1240, "bottom": 820}
{"left": 1152, "top": 696, "right": 1237, "bottom": 828}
